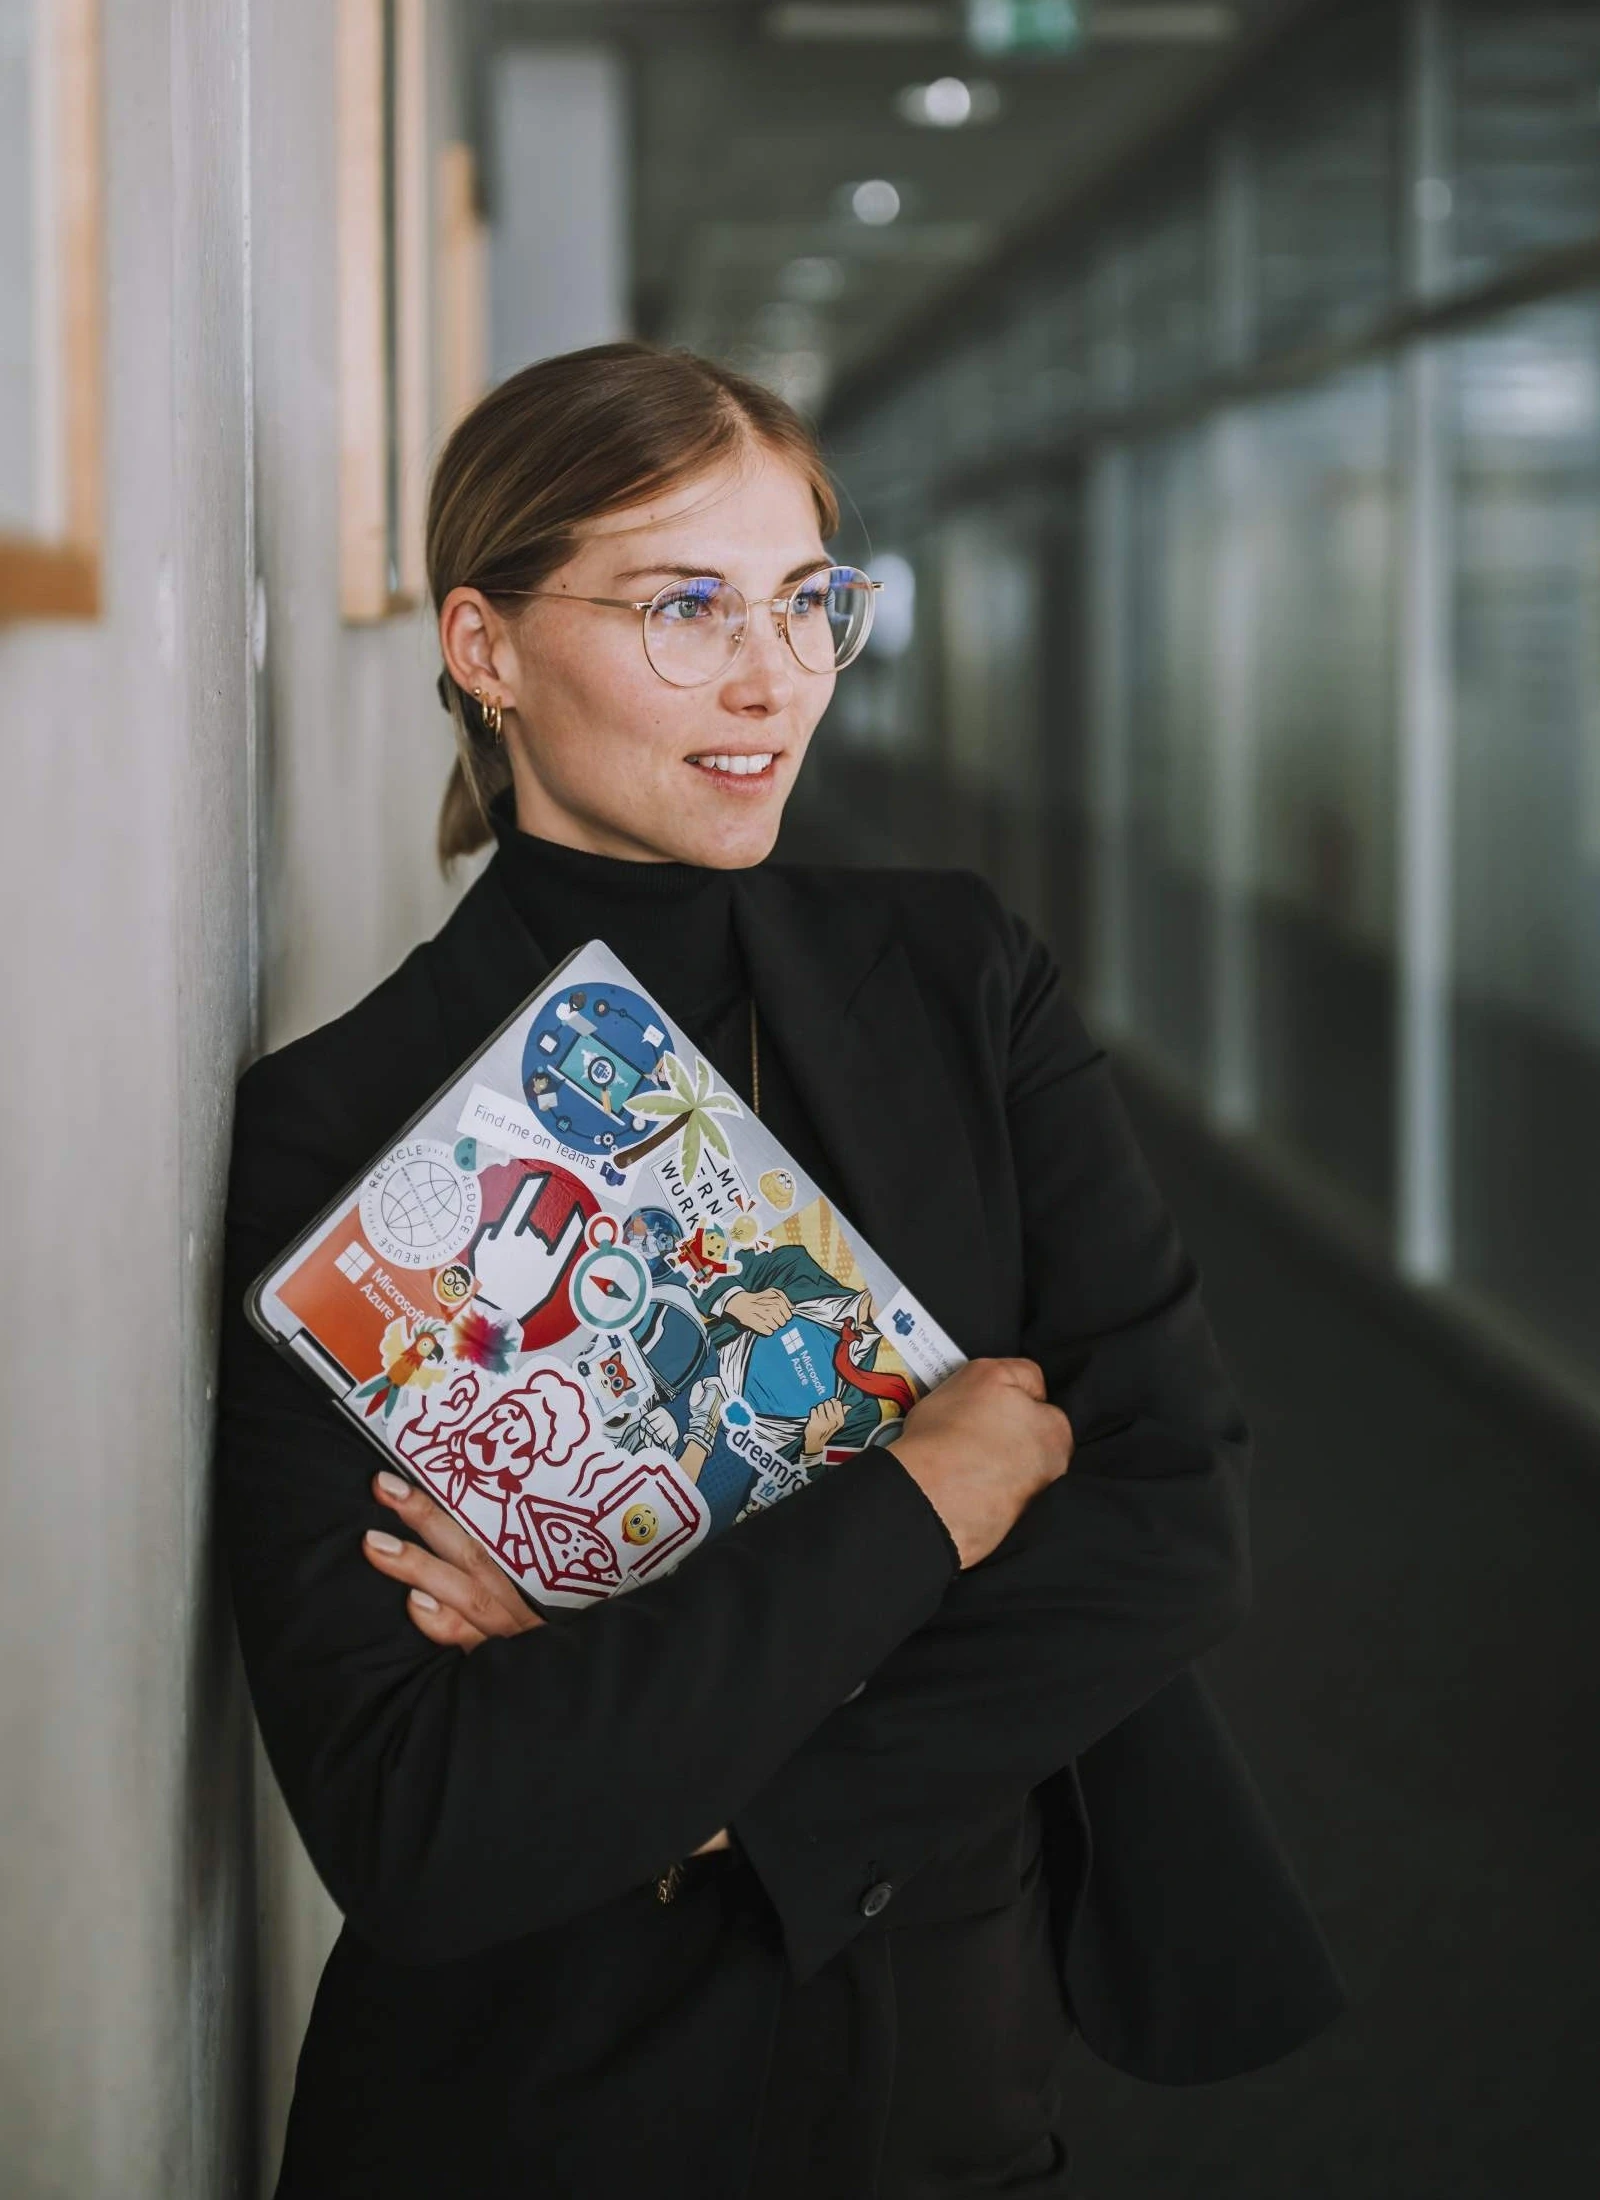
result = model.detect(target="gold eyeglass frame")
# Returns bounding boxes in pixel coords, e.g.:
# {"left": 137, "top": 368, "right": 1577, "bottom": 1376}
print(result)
{"left": 512, "top": 565, "right": 883, "bottom": 687}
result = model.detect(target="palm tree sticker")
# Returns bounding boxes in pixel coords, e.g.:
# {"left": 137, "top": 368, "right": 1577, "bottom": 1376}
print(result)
{"left": 617, "top": 1051, "right": 743, "bottom": 1177}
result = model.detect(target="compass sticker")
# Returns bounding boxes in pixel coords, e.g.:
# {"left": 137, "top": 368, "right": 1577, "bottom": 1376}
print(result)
{"left": 569, "top": 1241, "right": 653, "bottom": 1330}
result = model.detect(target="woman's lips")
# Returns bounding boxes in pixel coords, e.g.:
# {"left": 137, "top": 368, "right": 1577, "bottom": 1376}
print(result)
{"left": 685, "top": 750, "right": 779, "bottom": 789}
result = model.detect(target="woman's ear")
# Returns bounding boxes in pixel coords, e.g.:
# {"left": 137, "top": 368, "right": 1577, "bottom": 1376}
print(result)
{"left": 439, "top": 586, "right": 507, "bottom": 697}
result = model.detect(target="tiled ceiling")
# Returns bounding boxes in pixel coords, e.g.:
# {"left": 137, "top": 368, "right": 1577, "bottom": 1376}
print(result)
{"left": 487, "top": 0, "right": 1316, "bottom": 410}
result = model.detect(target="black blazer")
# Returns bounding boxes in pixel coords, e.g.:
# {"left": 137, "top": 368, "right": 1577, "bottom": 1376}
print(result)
{"left": 218, "top": 853, "right": 1344, "bottom": 2195}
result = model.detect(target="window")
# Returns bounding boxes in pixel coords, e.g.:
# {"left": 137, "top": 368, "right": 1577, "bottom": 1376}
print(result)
{"left": 0, "top": 0, "right": 101, "bottom": 620}
{"left": 337, "top": 0, "right": 427, "bottom": 622}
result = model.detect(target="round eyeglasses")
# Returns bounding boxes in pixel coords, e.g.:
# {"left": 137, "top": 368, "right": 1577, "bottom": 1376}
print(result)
{"left": 520, "top": 565, "right": 882, "bottom": 688}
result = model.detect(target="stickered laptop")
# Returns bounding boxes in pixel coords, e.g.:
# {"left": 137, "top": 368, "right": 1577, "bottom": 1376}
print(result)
{"left": 248, "top": 942, "right": 965, "bottom": 1610}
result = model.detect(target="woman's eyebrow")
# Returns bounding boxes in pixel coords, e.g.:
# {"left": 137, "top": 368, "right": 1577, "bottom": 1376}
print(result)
{"left": 611, "top": 558, "right": 830, "bottom": 587}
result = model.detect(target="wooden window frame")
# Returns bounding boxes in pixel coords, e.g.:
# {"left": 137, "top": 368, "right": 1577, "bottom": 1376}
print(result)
{"left": 0, "top": 0, "right": 103, "bottom": 623}
{"left": 337, "top": 0, "right": 428, "bottom": 623}
{"left": 436, "top": 139, "right": 488, "bottom": 435}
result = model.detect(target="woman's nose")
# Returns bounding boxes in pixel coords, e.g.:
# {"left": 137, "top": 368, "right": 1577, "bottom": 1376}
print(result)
{"left": 723, "top": 600, "right": 796, "bottom": 707}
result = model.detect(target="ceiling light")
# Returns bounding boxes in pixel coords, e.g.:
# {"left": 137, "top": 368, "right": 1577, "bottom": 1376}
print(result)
{"left": 896, "top": 75, "right": 1001, "bottom": 126}
{"left": 849, "top": 178, "right": 902, "bottom": 225}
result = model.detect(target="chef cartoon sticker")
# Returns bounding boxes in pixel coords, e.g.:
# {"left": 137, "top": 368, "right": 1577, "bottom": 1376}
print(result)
{"left": 393, "top": 1357, "right": 708, "bottom": 1606}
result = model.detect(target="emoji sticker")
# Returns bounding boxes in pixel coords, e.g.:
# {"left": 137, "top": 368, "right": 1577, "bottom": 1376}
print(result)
{"left": 758, "top": 1167, "right": 795, "bottom": 1212}
{"left": 433, "top": 1261, "right": 476, "bottom": 1310}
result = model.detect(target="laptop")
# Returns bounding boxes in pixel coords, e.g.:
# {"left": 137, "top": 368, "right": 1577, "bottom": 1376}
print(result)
{"left": 248, "top": 940, "right": 964, "bottom": 1610}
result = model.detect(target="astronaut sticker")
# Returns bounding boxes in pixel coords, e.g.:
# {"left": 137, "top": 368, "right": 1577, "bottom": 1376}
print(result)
{"left": 253, "top": 936, "right": 965, "bottom": 1611}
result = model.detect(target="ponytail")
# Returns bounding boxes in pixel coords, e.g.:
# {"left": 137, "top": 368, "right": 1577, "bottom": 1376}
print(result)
{"left": 435, "top": 671, "right": 513, "bottom": 869}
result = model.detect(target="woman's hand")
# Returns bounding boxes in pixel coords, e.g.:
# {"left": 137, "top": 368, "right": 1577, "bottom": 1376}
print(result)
{"left": 363, "top": 1470, "right": 546, "bottom": 1650}
{"left": 888, "top": 1357, "right": 1073, "bottom": 1569}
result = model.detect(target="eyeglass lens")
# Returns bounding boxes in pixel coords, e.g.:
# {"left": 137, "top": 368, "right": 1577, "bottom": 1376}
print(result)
{"left": 641, "top": 567, "right": 875, "bottom": 687}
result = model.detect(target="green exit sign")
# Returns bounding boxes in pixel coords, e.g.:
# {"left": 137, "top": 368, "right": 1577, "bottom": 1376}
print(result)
{"left": 966, "top": 0, "right": 1086, "bottom": 55}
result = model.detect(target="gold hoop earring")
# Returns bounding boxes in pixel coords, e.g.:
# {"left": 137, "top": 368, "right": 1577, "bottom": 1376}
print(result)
{"left": 471, "top": 685, "right": 505, "bottom": 742}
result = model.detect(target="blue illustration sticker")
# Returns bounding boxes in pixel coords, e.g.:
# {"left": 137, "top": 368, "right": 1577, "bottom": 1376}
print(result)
{"left": 521, "top": 983, "right": 670, "bottom": 1159}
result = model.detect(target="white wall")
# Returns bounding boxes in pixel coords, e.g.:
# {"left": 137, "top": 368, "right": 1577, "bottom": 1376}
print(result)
{"left": 0, "top": 1, "right": 257, "bottom": 2188}
{"left": 0, "top": 2, "right": 470, "bottom": 2192}
{"left": 490, "top": 44, "right": 629, "bottom": 380}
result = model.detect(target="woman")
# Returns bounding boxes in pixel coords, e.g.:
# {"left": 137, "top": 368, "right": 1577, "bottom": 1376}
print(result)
{"left": 219, "top": 341, "right": 1342, "bottom": 2197}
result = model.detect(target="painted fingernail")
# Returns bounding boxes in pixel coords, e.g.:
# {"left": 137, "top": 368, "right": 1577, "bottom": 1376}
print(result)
{"left": 376, "top": 1472, "right": 410, "bottom": 1501}
{"left": 409, "top": 1589, "right": 439, "bottom": 1611}
{"left": 365, "top": 1530, "right": 403, "bottom": 1554}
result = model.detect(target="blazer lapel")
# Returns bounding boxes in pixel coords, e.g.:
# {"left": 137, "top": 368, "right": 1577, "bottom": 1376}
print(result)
{"left": 732, "top": 865, "right": 997, "bottom": 1357}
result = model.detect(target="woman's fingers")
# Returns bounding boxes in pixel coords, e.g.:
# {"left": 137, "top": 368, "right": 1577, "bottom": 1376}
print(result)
{"left": 402, "top": 1586, "right": 489, "bottom": 1653}
{"left": 373, "top": 1470, "right": 540, "bottom": 1627}
{"left": 362, "top": 1524, "right": 539, "bottom": 1641}
{"left": 366, "top": 1472, "right": 544, "bottom": 1642}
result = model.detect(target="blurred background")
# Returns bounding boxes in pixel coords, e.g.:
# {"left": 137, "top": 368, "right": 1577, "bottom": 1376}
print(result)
{"left": 2, "top": 0, "right": 1597, "bottom": 2192}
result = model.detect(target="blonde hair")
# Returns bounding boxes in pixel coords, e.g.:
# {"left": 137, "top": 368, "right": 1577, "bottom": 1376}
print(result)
{"left": 426, "top": 340, "right": 841, "bottom": 868}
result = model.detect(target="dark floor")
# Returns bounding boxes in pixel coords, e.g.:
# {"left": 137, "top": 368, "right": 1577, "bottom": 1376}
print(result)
{"left": 1063, "top": 1067, "right": 1600, "bottom": 2200}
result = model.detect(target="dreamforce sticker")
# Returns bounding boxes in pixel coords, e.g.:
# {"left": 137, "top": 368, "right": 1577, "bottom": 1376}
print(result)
{"left": 358, "top": 1139, "right": 483, "bottom": 1270}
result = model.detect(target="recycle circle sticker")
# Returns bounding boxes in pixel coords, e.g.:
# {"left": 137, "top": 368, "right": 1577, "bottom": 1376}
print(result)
{"left": 359, "top": 1140, "right": 481, "bottom": 1270}
{"left": 568, "top": 1241, "right": 653, "bottom": 1331}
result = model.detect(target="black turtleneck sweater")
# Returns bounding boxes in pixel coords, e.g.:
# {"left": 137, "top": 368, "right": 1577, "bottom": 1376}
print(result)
{"left": 488, "top": 813, "right": 1075, "bottom": 2199}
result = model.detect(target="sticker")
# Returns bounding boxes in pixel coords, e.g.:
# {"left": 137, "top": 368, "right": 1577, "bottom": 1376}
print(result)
{"left": 620, "top": 1502, "right": 659, "bottom": 1546}
{"left": 468, "top": 1161, "right": 598, "bottom": 1351}
{"left": 620, "top": 1205, "right": 683, "bottom": 1265}
{"left": 666, "top": 1218, "right": 739, "bottom": 1289}
{"left": 584, "top": 1213, "right": 621, "bottom": 1249}
{"left": 520, "top": 982, "right": 677, "bottom": 1161}
{"left": 758, "top": 1167, "right": 795, "bottom": 1211}
{"left": 393, "top": 1358, "right": 708, "bottom": 1607}
{"left": 654, "top": 1136, "right": 753, "bottom": 1228}
{"left": 432, "top": 1261, "right": 476, "bottom": 1310}
{"left": 722, "top": 1401, "right": 810, "bottom": 1512}
{"left": 448, "top": 1304, "right": 517, "bottom": 1376}
{"left": 573, "top": 1329, "right": 652, "bottom": 1425}
{"left": 351, "top": 1316, "right": 450, "bottom": 1419}
{"left": 456, "top": 1082, "right": 608, "bottom": 1181}
{"left": 875, "top": 1289, "right": 964, "bottom": 1389}
{"left": 359, "top": 1141, "right": 482, "bottom": 1271}
{"left": 568, "top": 1241, "right": 653, "bottom": 1330}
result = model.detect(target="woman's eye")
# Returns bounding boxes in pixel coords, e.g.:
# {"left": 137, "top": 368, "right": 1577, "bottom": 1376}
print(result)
{"left": 791, "top": 586, "right": 829, "bottom": 617}
{"left": 664, "top": 592, "right": 714, "bottom": 621}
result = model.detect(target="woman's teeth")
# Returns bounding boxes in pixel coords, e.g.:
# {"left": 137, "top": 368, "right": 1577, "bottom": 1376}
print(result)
{"left": 689, "top": 753, "right": 774, "bottom": 776}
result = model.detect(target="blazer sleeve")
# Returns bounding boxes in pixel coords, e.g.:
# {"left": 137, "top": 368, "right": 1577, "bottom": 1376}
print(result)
{"left": 730, "top": 907, "right": 1253, "bottom": 1981}
{"left": 216, "top": 1054, "right": 960, "bottom": 1967}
